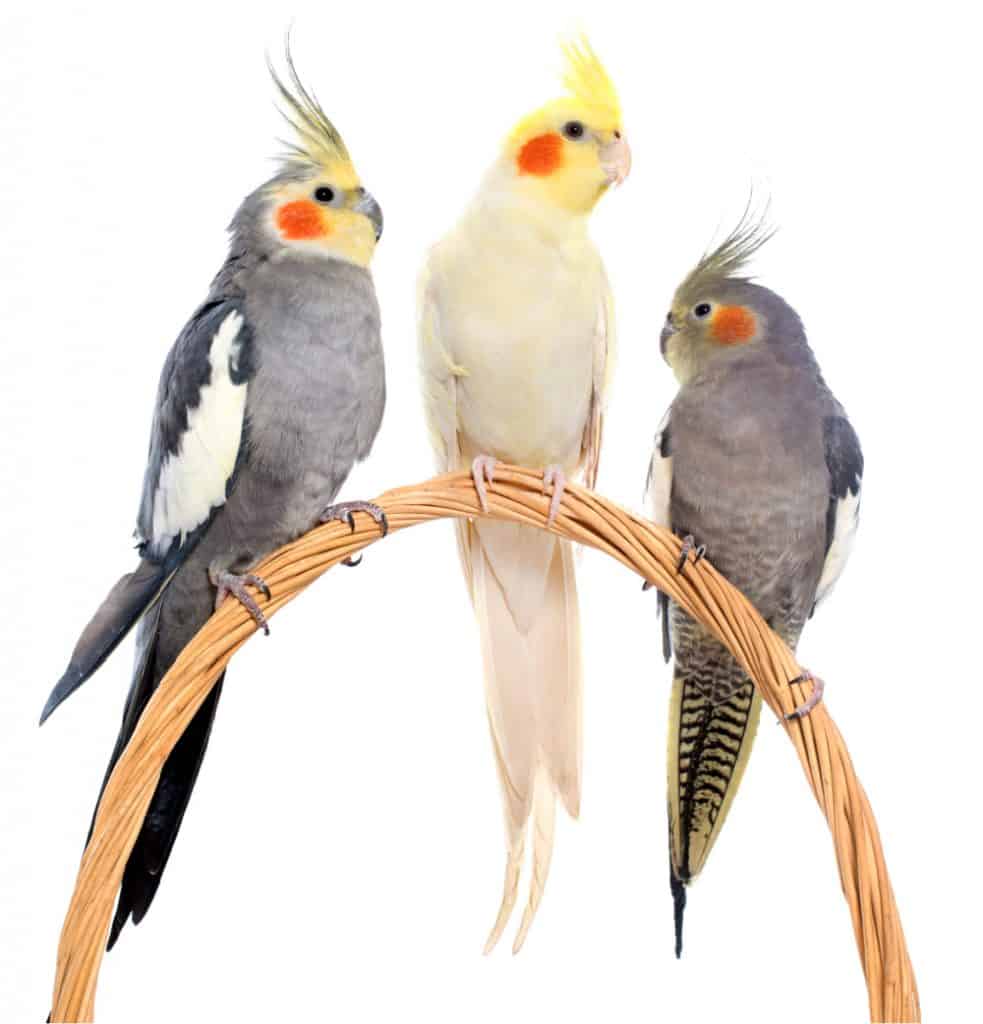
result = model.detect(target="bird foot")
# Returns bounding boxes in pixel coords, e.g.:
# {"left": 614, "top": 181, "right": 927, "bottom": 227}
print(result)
{"left": 676, "top": 534, "right": 706, "bottom": 574}
{"left": 542, "top": 465, "right": 567, "bottom": 526}
{"left": 210, "top": 569, "right": 271, "bottom": 636}
{"left": 784, "top": 669, "right": 825, "bottom": 720}
{"left": 320, "top": 500, "right": 389, "bottom": 537}
{"left": 471, "top": 454, "right": 499, "bottom": 513}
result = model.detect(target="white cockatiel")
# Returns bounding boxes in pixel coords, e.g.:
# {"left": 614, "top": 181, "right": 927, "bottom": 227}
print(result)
{"left": 418, "top": 39, "right": 629, "bottom": 953}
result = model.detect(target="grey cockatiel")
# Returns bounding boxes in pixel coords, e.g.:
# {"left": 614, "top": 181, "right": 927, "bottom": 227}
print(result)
{"left": 644, "top": 217, "right": 863, "bottom": 957}
{"left": 39, "top": 54, "right": 387, "bottom": 948}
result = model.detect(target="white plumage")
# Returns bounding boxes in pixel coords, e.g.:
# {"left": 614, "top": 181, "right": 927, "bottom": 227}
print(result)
{"left": 151, "top": 310, "right": 248, "bottom": 547}
{"left": 814, "top": 486, "right": 861, "bottom": 608}
{"left": 644, "top": 408, "right": 673, "bottom": 529}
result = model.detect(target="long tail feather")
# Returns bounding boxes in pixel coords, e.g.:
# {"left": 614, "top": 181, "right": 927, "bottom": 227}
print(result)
{"left": 667, "top": 656, "right": 762, "bottom": 957}
{"left": 670, "top": 869, "right": 687, "bottom": 959}
{"left": 40, "top": 559, "right": 170, "bottom": 724}
{"left": 483, "top": 832, "right": 525, "bottom": 955}
{"left": 470, "top": 523, "right": 581, "bottom": 952}
{"left": 80, "top": 580, "right": 226, "bottom": 949}
{"left": 512, "top": 769, "right": 557, "bottom": 954}
{"left": 107, "top": 675, "right": 225, "bottom": 948}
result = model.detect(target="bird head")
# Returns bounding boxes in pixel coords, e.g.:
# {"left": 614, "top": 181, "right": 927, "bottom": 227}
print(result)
{"left": 504, "top": 37, "right": 629, "bottom": 215}
{"left": 660, "top": 214, "right": 803, "bottom": 382}
{"left": 238, "top": 49, "right": 382, "bottom": 268}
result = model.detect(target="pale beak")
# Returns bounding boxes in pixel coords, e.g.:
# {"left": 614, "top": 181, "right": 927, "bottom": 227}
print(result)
{"left": 600, "top": 135, "right": 631, "bottom": 186}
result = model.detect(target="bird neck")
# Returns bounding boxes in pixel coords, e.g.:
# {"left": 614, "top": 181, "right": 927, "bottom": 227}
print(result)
{"left": 469, "top": 158, "right": 593, "bottom": 246}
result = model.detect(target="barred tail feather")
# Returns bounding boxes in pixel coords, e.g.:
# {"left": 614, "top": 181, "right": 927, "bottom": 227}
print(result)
{"left": 667, "top": 666, "right": 762, "bottom": 956}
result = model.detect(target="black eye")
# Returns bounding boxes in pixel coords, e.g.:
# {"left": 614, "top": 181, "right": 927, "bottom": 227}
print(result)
{"left": 314, "top": 186, "right": 335, "bottom": 204}
{"left": 563, "top": 121, "right": 585, "bottom": 140}
{"left": 694, "top": 303, "right": 712, "bottom": 318}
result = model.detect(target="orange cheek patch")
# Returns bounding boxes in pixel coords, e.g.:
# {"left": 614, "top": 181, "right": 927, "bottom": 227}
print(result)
{"left": 276, "top": 200, "right": 328, "bottom": 240}
{"left": 517, "top": 133, "right": 564, "bottom": 176}
{"left": 711, "top": 305, "right": 757, "bottom": 345}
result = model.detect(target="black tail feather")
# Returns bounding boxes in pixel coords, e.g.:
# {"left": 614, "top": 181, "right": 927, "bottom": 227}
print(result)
{"left": 106, "top": 676, "right": 226, "bottom": 949}
{"left": 670, "top": 871, "right": 687, "bottom": 959}
{"left": 75, "top": 595, "right": 226, "bottom": 951}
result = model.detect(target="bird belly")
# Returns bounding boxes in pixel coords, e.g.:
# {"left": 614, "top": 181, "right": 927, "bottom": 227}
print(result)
{"left": 450, "top": 291, "right": 596, "bottom": 469}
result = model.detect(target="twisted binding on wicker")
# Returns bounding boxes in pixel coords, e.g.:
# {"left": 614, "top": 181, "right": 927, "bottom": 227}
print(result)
{"left": 48, "top": 467, "right": 920, "bottom": 1022}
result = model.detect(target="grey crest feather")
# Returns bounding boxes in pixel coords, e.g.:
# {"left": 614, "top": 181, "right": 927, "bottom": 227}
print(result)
{"left": 678, "top": 203, "right": 776, "bottom": 304}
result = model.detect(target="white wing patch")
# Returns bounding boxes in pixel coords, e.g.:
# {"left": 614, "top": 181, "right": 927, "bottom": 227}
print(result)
{"left": 644, "top": 409, "right": 673, "bottom": 529}
{"left": 814, "top": 486, "right": 861, "bottom": 609}
{"left": 151, "top": 310, "right": 248, "bottom": 547}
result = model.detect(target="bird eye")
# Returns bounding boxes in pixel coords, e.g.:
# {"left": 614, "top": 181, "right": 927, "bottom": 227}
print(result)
{"left": 562, "top": 121, "right": 585, "bottom": 140}
{"left": 313, "top": 186, "right": 335, "bottom": 204}
{"left": 694, "top": 303, "right": 712, "bottom": 318}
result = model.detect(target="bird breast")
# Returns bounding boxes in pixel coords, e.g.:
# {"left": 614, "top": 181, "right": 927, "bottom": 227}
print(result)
{"left": 437, "top": 227, "right": 602, "bottom": 469}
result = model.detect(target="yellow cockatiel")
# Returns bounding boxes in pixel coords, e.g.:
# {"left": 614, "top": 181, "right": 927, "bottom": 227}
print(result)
{"left": 418, "top": 38, "right": 629, "bottom": 953}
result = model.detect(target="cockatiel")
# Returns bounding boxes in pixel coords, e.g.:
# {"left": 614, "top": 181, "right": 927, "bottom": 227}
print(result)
{"left": 644, "top": 216, "right": 863, "bottom": 957}
{"left": 419, "top": 38, "right": 630, "bottom": 954}
{"left": 40, "top": 52, "right": 387, "bottom": 947}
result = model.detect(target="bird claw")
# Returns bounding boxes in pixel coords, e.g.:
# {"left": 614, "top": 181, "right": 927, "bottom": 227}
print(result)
{"left": 320, "top": 500, "right": 389, "bottom": 537}
{"left": 471, "top": 454, "right": 498, "bottom": 513}
{"left": 210, "top": 570, "right": 271, "bottom": 636}
{"left": 784, "top": 669, "right": 825, "bottom": 720}
{"left": 676, "top": 535, "right": 706, "bottom": 574}
{"left": 542, "top": 465, "right": 567, "bottom": 526}
{"left": 341, "top": 554, "right": 362, "bottom": 568}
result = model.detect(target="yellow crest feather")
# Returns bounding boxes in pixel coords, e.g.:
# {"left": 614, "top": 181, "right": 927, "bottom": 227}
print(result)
{"left": 267, "top": 42, "right": 353, "bottom": 175}
{"left": 560, "top": 36, "right": 621, "bottom": 126}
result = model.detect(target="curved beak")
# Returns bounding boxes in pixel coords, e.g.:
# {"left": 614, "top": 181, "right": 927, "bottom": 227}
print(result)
{"left": 600, "top": 135, "right": 632, "bottom": 186}
{"left": 660, "top": 319, "right": 677, "bottom": 359}
{"left": 353, "top": 189, "right": 383, "bottom": 241}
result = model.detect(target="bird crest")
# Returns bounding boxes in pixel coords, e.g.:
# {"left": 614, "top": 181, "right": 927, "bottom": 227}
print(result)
{"left": 679, "top": 205, "right": 776, "bottom": 301}
{"left": 268, "top": 45, "right": 353, "bottom": 176}
{"left": 559, "top": 35, "right": 621, "bottom": 127}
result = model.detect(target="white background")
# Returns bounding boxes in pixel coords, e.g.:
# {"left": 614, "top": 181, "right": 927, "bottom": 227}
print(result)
{"left": 1, "top": 1, "right": 979, "bottom": 1020}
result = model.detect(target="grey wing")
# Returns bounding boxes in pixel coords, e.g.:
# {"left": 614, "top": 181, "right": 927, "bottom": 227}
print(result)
{"left": 138, "top": 298, "right": 255, "bottom": 565}
{"left": 40, "top": 298, "right": 255, "bottom": 722}
{"left": 812, "top": 414, "right": 864, "bottom": 612}
{"left": 644, "top": 407, "right": 674, "bottom": 663}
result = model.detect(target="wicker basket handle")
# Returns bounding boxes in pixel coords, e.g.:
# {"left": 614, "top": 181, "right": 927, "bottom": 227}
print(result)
{"left": 48, "top": 467, "right": 920, "bottom": 1022}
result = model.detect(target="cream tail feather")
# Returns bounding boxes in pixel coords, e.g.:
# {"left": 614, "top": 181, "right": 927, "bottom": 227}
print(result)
{"left": 471, "top": 520, "right": 581, "bottom": 953}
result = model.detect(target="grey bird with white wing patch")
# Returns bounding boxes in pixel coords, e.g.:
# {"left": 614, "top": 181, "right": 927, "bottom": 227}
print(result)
{"left": 644, "top": 214, "right": 863, "bottom": 959}
{"left": 40, "top": 52, "right": 387, "bottom": 948}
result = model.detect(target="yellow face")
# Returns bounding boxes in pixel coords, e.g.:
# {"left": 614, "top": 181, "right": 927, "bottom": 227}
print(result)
{"left": 507, "top": 99, "right": 631, "bottom": 214}
{"left": 661, "top": 291, "right": 763, "bottom": 382}
{"left": 267, "top": 160, "right": 382, "bottom": 267}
